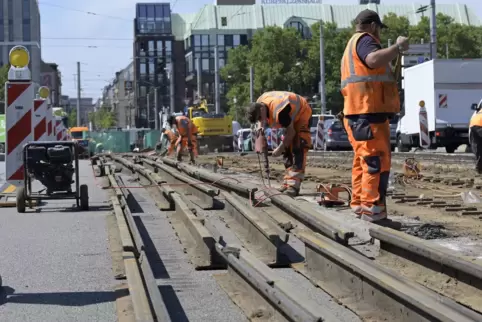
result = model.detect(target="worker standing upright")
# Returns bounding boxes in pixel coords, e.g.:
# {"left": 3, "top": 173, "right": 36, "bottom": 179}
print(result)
{"left": 340, "top": 9, "right": 409, "bottom": 222}
{"left": 469, "top": 99, "right": 482, "bottom": 173}
{"left": 246, "top": 91, "right": 312, "bottom": 197}
{"left": 168, "top": 114, "right": 198, "bottom": 164}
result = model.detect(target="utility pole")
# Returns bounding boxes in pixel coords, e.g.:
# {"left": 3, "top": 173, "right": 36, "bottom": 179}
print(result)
{"left": 430, "top": 0, "right": 437, "bottom": 59}
{"left": 214, "top": 46, "right": 220, "bottom": 113}
{"left": 196, "top": 58, "right": 202, "bottom": 99}
{"left": 147, "top": 92, "right": 150, "bottom": 129}
{"left": 169, "top": 64, "right": 175, "bottom": 115}
{"left": 154, "top": 87, "right": 159, "bottom": 130}
{"left": 249, "top": 66, "right": 254, "bottom": 103}
{"left": 319, "top": 21, "right": 326, "bottom": 115}
{"left": 76, "top": 62, "right": 81, "bottom": 126}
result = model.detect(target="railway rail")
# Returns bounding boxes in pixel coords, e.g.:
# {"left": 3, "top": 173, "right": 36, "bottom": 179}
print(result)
{"left": 93, "top": 153, "right": 482, "bottom": 322}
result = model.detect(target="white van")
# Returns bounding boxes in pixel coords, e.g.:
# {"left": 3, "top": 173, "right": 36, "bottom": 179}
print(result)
{"left": 236, "top": 128, "right": 252, "bottom": 151}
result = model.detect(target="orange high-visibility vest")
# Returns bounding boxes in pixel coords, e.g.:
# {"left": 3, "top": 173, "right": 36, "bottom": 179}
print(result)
{"left": 340, "top": 32, "right": 400, "bottom": 116}
{"left": 175, "top": 116, "right": 197, "bottom": 136}
{"left": 470, "top": 112, "right": 482, "bottom": 127}
{"left": 256, "top": 91, "right": 311, "bottom": 128}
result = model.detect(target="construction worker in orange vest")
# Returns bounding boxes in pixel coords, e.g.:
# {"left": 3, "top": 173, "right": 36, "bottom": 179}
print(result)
{"left": 340, "top": 9, "right": 409, "bottom": 222}
{"left": 168, "top": 114, "right": 198, "bottom": 163}
{"left": 469, "top": 99, "right": 482, "bottom": 173}
{"left": 158, "top": 127, "right": 179, "bottom": 157}
{"left": 247, "top": 91, "right": 312, "bottom": 197}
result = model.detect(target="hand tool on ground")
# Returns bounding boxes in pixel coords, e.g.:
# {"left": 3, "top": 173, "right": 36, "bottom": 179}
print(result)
{"left": 316, "top": 184, "right": 352, "bottom": 207}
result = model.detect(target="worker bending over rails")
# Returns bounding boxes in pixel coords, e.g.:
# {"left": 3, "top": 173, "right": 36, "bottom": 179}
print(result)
{"left": 469, "top": 99, "right": 482, "bottom": 173}
{"left": 157, "top": 127, "right": 179, "bottom": 157}
{"left": 340, "top": 9, "right": 409, "bottom": 222}
{"left": 168, "top": 114, "right": 198, "bottom": 164}
{"left": 247, "top": 91, "right": 312, "bottom": 197}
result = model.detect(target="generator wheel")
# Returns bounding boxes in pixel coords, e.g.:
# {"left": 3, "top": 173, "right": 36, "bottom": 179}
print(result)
{"left": 16, "top": 187, "right": 26, "bottom": 213}
{"left": 79, "top": 184, "right": 89, "bottom": 210}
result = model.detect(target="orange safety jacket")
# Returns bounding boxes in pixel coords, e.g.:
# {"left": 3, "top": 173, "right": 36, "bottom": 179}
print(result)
{"left": 340, "top": 32, "right": 400, "bottom": 116}
{"left": 175, "top": 116, "right": 197, "bottom": 137}
{"left": 470, "top": 112, "right": 482, "bottom": 128}
{"left": 256, "top": 91, "right": 311, "bottom": 129}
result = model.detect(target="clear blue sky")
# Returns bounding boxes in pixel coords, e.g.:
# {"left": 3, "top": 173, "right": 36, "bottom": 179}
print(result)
{"left": 40, "top": 0, "right": 482, "bottom": 101}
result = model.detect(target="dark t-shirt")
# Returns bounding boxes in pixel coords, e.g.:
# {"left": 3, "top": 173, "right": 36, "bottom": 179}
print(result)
{"left": 265, "top": 104, "right": 291, "bottom": 127}
{"left": 356, "top": 33, "right": 382, "bottom": 69}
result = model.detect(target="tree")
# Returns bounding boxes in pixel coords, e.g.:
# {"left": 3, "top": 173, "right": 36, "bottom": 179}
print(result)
{"left": 68, "top": 109, "right": 77, "bottom": 128}
{"left": 89, "top": 105, "right": 116, "bottom": 130}
{"left": 220, "top": 13, "right": 482, "bottom": 115}
{"left": 0, "top": 64, "right": 10, "bottom": 102}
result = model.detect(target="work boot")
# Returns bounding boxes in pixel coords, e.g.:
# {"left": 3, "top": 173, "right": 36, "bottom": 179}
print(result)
{"left": 277, "top": 185, "right": 289, "bottom": 193}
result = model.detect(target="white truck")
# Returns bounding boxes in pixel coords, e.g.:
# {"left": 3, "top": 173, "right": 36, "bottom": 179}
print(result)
{"left": 396, "top": 59, "right": 482, "bottom": 153}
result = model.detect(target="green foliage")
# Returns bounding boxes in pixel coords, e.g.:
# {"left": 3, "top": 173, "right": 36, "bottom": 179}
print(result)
{"left": 89, "top": 105, "right": 116, "bottom": 130}
{"left": 221, "top": 13, "right": 482, "bottom": 115}
{"left": 68, "top": 109, "right": 77, "bottom": 127}
{"left": 0, "top": 64, "right": 10, "bottom": 102}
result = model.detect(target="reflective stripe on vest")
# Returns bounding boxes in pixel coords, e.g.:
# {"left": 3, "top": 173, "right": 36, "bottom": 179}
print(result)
{"left": 268, "top": 92, "right": 301, "bottom": 127}
{"left": 340, "top": 36, "right": 395, "bottom": 90}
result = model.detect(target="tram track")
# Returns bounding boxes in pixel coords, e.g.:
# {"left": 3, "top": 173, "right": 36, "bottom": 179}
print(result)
{"left": 95, "top": 154, "right": 482, "bottom": 322}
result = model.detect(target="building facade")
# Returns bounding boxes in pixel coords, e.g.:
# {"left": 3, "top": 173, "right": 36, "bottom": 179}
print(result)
{"left": 0, "top": 0, "right": 41, "bottom": 84}
{"left": 130, "top": 2, "right": 480, "bottom": 127}
{"left": 133, "top": 2, "right": 177, "bottom": 128}
{"left": 111, "top": 62, "right": 135, "bottom": 128}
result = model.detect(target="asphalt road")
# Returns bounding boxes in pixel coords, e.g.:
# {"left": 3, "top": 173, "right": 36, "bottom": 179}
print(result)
{"left": 0, "top": 161, "right": 117, "bottom": 322}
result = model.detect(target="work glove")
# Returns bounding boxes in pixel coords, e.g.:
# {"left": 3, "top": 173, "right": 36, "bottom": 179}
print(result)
{"left": 272, "top": 142, "right": 285, "bottom": 157}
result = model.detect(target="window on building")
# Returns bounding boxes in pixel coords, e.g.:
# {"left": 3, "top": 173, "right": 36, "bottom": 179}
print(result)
{"left": 240, "top": 34, "right": 248, "bottom": 45}
{"left": 233, "top": 35, "right": 240, "bottom": 46}
{"left": 210, "top": 34, "right": 216, "bottom": 47}
{"left": 201, "top": 35, "right": 209, "bottom": 46}
{"left": 147, "top": 5, "right": 155, "bottom": 19}
{"left": 165, "top": 40, "right": 172, "bottom": 52}
{"left": 7, "top": 0, "right": 12, "bottom": 17}
{"left": 140, "top": 86, "right": 147, "bottom": 97}
{"left": 202, "top": 59, "right": 209, "bottom": 71}
{"left": 138, "top": 4, "right": 147, "bottom": 17}
{"left": 23, "top": 0, "right": 30, "bottom": 18}
{"left": 155, "top": 4, "right": 163, "bottom": 19}
{"left": 156, "top": 40, "right": 163, "bottom": 53}
{"left": 224, "top": 35, "right": 233, "bottom": 47}
{"left": 289, "top": 21, "right": 305, "bottom": 37}
{"left": 23, "top": 21, "right": 30, "bottom": 41}
{"left": 194, "top": 35, "right": 200, "bottom": 46}
{"left": 148, "top": 40, "right": 154, "bottom": 53}
{"left": 8, "top": 20, "right": 13, "bottom": 41}
{"left": 140, "top": 63, "right": 146, "bottom": 74}
{"left": 0, "top": 21, "right": 3, "bottom": 42}
{"left": 219, "top": 59, "right": 225, "bottom": 68}
{"left": 217, "top": 35, "right": 224, "bottom": 46}
{"left": 149, "top": 62, "right": 155, "bottom": 74}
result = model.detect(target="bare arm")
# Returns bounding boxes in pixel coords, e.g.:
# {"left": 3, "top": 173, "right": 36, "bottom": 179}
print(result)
{"left": 282, "top": 123, "right": 296, "bottom": 146}
{"left": 365, "top": 45, "right": 400, "bottom": 69}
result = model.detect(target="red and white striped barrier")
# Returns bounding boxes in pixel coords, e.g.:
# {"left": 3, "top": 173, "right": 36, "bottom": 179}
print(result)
{"left": 419, "top": 101, "right": 430, "bottom": 149}
{"left": 55, "top": 118, "right": 62, "bottom": 141}
{"left": 47, "top": 105, "right": 54, "bottom": 140}
{"left": 33, "top": 98, "right": 47, "bottom": 141}
{"left": 5, "top": 83, "right": 34, "bottom": 186}
{"left": 315, "top": 116, "right": 325, "bottom": 150}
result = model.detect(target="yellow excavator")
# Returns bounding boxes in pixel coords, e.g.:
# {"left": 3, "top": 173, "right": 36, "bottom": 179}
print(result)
{"left": 185, "top": 98, "right": 234, "bottom": 152}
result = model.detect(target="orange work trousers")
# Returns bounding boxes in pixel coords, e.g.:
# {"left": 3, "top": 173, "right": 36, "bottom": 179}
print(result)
{"left": 176, "top": 135, "right": 198, "bottom": 158}
{"left": 281, "top": 125, "right": 312, "bottom": 191}
{"left": 343, "top": 116, "right": 391, "bottom": 216}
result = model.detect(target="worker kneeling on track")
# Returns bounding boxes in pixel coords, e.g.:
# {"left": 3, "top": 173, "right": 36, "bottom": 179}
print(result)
{"left": 168, "top": 114, "right": 198, "bottom": 164}
{"left": 469, "top": 99, "right": 482, "bottom": 173}
{"left": 247, "top": 91, "right": 312, "bottom": 197}
{"left": 340, "top": 9, "right": 408, "bottom": 222}
{"left": 157, "top": 127, "right": 179, "bottom": 157}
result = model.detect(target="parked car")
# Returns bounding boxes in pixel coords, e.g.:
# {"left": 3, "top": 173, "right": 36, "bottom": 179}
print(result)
{"left": 236, "top": 129, "right": 251, "bottom": 151}
{"left": 323, "top": 119, "right": 351, "bottom": 151}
